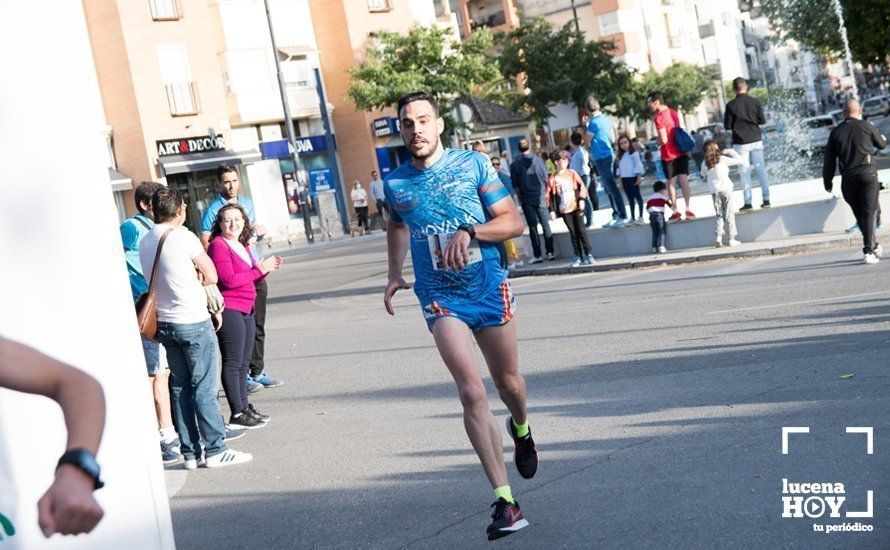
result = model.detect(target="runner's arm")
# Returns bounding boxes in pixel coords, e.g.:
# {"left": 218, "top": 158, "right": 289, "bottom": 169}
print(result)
{"left": 387, "top": 219, "right": 410, "bottom": 278}
{"left": 473, "top": 197, "right": 524, "bottom": 243}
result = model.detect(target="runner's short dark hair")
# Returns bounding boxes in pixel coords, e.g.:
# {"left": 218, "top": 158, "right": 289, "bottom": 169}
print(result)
{"left": 653, "top": 180, "right": 667, "bottom": 193}
{"left": 647, "top": 91, "right": 665, "bottom": 104}
{"left": 134, "top": 181, "right": 163, "bottom": 213}
{"left": 153, "top": 186, "right": 183, "bottom": 224}
{"left": 396, "top": 92, "right": 438, "bottom": 118}
{"left": 732, "top": 77, "right": 747, "bottom": 92}
{"left": 216, "top": 163, "right": 238, "bottom": 183}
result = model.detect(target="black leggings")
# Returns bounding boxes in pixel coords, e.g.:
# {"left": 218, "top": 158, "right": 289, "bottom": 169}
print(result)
{"left": 218, "top": 308, "right": 256, "bottom": 416}
{"left": 356, "top": 206, "right": 369, "bottom": 228}
{"left": 562, "top": 210, "right": 591, "bottom": 257}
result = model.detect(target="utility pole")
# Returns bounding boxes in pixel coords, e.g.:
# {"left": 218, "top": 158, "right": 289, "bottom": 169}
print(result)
{"left": 263, "top": 0, "right": 314, "bottom": 243}
{"left": 313, "top": 66, "right": 349, "bottom": 235}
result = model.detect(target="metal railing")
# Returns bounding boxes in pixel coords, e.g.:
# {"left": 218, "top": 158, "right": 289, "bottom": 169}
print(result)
{"left": 164, "top": 81, "right": 199, "bottom": 116}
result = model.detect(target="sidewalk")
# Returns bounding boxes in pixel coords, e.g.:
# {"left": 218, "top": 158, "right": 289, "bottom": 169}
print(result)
{"left": 508, "top": 227, "right": 889, "bottom": 278}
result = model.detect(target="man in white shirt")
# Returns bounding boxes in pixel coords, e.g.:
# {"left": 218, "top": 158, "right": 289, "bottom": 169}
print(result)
{"left": 139, "top": 186, "right": 252, "bottom": 470}
{"left": 369, "top": 170, "right": 387, "bottom": 230}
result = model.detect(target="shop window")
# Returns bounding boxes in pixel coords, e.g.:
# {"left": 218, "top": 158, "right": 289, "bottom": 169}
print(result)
{"left": 367, "top": 0, "right": 390, "bottom": 13}
{"left": 149, "top": 0, "right": 181, "bottom": 21}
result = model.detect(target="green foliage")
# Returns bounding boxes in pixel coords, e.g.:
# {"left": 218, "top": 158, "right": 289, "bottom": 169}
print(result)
{"left": 759, "top": 0, "right": 890, "bottom": 64}
{"left": 346, "top": 26, "right": 504, "bottom": 129}
{"left": 496, "top": 19, "right": 629, "bottom": 124}
{"left": 640, "top": 63, "right": 712, "bottom": 113}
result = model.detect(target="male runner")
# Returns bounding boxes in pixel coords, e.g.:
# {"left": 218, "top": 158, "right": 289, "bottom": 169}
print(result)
{"left": 382, "top": 91, "right": 538, "bottom": 541}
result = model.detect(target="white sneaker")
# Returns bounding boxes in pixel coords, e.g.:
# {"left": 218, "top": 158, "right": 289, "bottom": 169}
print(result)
{"left": 516, "top": 260, "right": 524, "bottom": 267}
{"left": 728, "top": 239, "right": 741, "bottom": 247}
{"left": 529, "top": 256, "right": 543, "bottom": 265}
{"left": 658, "top": 246, "right": 668, "bottom": 253}
{"left": 715, "top": 241, "right": 724, "bottom": 248}
{"left": 864, "top": 253, "right": 880, "bottom": 265}
{"left": 613, "top": 218, "right": 628, "bottom": 228}
{"left": 508, "top": 261, "right": 518, "bottom": 270}
{"left": 874, "top": 245, "right": 883, "bottom": 258}
{"left": 603, "top": 219, "right": 617, "bottom": 228}
{"left": 205, "top": 449, "right": 253, "bottom": 468}
{"left": 184, "top": 457, "right": 203, "bottom": 470}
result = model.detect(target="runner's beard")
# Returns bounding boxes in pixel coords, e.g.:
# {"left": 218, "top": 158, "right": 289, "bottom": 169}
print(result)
{"left": 408, "top": 133, "right": 440, "bottom": 161}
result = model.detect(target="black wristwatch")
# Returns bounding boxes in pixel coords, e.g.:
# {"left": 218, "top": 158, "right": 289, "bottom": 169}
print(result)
{"left": 457, "top": 224, "right": 476, "bottom": 240}
{"left": 57, "top": 449, "right": 104, "bottom": 490}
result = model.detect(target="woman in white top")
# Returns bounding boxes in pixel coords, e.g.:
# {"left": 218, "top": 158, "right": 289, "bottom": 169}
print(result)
{"left": 700, "top": 140, "right": 748, "bottom": 247}
{"left": 616, "top": 135, "right": 646, "bottom": 224}
{"left": 351, "top": 181, "right": 369, "bottom": 235}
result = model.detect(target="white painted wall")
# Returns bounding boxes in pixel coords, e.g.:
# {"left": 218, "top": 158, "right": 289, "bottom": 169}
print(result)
{"left": 0, "top": 2, "right": 174, "bottom": 548}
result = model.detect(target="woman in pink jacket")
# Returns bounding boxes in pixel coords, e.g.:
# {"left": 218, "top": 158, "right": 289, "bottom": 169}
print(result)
{"left": 208, "top": 204, "right": 282, "bottom": 430}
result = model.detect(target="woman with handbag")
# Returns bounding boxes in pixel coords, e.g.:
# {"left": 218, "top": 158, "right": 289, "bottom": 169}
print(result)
{"left": 208, "top": 204, "right": 282, "bottom": 430}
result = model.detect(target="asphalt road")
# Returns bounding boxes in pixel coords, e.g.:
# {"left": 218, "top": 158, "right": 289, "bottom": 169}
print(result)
{"left": 168, "top": 238, "right": 889, "bottom": 549}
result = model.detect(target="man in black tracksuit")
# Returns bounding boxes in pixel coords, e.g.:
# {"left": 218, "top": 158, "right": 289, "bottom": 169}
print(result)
{"left": 823, "top": 99, "right": 887, "bottom": 263}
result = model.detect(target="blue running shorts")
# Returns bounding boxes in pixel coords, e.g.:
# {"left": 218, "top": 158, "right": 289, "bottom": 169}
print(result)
{"left": 421, "top": 280, "right": 515, "bottom": 332}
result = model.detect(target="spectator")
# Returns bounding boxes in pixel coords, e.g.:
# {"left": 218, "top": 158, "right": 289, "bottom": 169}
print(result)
{"left": 691, "top": 130, "right": 705, "bottom": 178}
{"left": 141, "top": 186, "right": 252, "bottom": 469}
{"left": 616, "top": 135, "right": 646, "bottom": 225}
{"left": 648, "top": 91, "right": 695, "bottom": 221}
{"left": 369, "top": 170, "right": 387, "bottom": 231}
{"left": 585, "top": 96, "right": 628, "bottom": 228}
{"left": 570, "top": 131, "right": 595, "bottom": 227}
{"left": 823, "top": 99, "right": 887, "bottom": 264}
{"left": 491, "top": 156, "right": 524, "bottom": 269}
{"left": 351, "top": 180, "right": 370, "bottom": 236}
{"left": 0, "top": 337, "right": 105, "bottom": 537}
{"left": 119, "top": 181, "right": 180, "bottom": 465}
{"left": 700, "top": 140, "right": 745, "bottom": 248}
{"left": 208, "top": 204, "right": 281, "bottom": 430}
{"left": 646, "top": 181, "right": 672, "bottom": 253}
{"left": 724, "top": 77, "right": 771, "bottom": 211}
{"left": 510, "top": 138, "right": 556, "bottom": 263}
{"left": 201, "top": 164, "right": 282, "bottom": 394}
{"left": 546, "top": 150, "right": 593, "bottom": 266}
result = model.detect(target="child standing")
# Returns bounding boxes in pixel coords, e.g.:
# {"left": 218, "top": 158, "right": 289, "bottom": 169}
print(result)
{"left": 547, "top": 150, "right": 594, "bottom": 266}
{"left": 700, "top": 140, "right": 747, "bottom": 247}
{"left": 646, "top": 181, "right": 672, "bottom": 253}
{"left": 616, "top": 135, "right": 646, "bottom": 224}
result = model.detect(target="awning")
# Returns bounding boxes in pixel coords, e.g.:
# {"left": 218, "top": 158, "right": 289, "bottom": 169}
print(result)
{"left": 157, "top": 150, "right": 262, "bottom": 176}
{"left": 109, "top": 167, "right": 132, "bottom": 191}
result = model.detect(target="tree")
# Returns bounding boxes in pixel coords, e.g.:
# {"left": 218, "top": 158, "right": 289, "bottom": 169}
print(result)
{"left": 346, "top": 26, "right": 505, "bottom": 129}
{"left": 641, "top": 63, "right": 712, "bottom": 113}
{"left": 497, "top": 19, "right": 628, "bottom": 124}
{"left": 759, "top": 0, "right": 889, "bottom": 64}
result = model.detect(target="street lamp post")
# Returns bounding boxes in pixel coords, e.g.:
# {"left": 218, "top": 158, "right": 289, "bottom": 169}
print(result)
{"left": 263, "top": 0, "right": 314, "bottom": 243}
{"left": 313, "top": 66, "right": 350, "bottom": 235}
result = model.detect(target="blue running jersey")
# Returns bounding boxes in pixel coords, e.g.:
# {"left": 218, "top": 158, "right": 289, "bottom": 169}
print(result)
{"left": 384, "top": 149, "right": 511, "bottom": 303}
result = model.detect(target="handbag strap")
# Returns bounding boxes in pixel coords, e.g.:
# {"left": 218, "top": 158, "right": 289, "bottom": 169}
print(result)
{"left": 146, "top": 228, "right": 174, "bottom": 296}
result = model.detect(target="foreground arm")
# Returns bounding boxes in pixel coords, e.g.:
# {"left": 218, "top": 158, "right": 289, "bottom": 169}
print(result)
{"left": 383, "top": 219, "right": 411, "bottom": 315}
{"left": 443, "top": 197, "right": 524, "bottom": 270}
{"left": 0, "top": 337, "right": 105, "bottom": 537}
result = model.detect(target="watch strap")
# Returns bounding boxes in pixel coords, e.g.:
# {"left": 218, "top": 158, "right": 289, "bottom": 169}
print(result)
{"left": 57, "top": 449, "right": 104, "bottom": 490}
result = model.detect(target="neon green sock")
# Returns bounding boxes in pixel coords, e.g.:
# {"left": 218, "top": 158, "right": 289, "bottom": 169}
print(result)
{"left": 494, "top": 485, "right": 514, "bottom": 504}
{"left": 512, "top": 419, "right": 530, "bottom": 438}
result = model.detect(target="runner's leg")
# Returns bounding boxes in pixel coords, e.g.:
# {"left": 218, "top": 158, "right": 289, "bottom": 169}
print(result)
{"left": 474, "top": 320, "right": 527, "bottom": 426}
{"left": 432, "top": 317, "right": 509, "bottom": 489}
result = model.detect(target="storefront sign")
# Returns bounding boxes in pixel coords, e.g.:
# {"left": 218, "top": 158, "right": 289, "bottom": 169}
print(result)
{"left": 156, "top": 135, "right": 225, "bottom": 157}
{"left": 260, "top": 135, "right": 336, "bottom": 159}
{"left": 308, "top": 168, "right": 334, "bottom": 195}
{"left": 373, "top": 117, "right": 400, "bottom": 137}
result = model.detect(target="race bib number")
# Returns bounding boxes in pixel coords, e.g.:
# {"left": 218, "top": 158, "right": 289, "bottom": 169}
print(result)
{"left": 428, "top": 232, "right": 482, "bottom": 271}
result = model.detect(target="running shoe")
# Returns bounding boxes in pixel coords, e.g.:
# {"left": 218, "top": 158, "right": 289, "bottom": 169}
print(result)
{"left": 739, "top": 204, "right": 754, "bottom": 212}
{"left": 728, "top": 239, "right": 741, "bottom": 247}
{"left": 255, "top": 371, "right": 284, "bottom": 388}
{"left": 247, "top": 403, "right": 271, "bottom": 421}
{"left": 229, "top": 412, "right": 266, "bottom": 430}
{"left": 684, "top": 210, "right": 696, "bottom": 219}
{"left": 571, "top": 256, "right": 581, "bottom": 267}
{"left": 546, "top": 252, "right": 557, "bottom": 261}
{"left": 864, "top": 253, "right": 880, "bottom": 265}
{"left": 205, "top": 449, "right": 253, "bottom": 469}
{"left": 845, "top": 223, "right": 859, "bottom": 233}
{"left": 487, "top": 498, "right": 529, "bottom": 541}
{"left": 669, "top": 212, "right": 682, "bottom": 221}
{"left": 529, "top": 256, "right": 543, "bottom": 265}
{"left": 603, "top": 218, "right": 616, "bottom": 228}
{"left": 658, "top": 246, "right": 668, "bottom": 253}
{"left": 505, "top": 416, "right": 538, "bottom": 479}
{"left": 875, "top": 245, "right": 883, "bottom": 258}
{"left": 224, "top": 427, "right": 246, "bottom": 441}
{"left": 583, "top": 254, "right": 595, "bottom": 265}
{"left": 184, "top": 458, "right": 202, "bottom": 470}
{"left": 247, "top": 376, "right": 264, "bottom": 394}
{"left": 161, "top": 442, "right": 181, "bottom": 465}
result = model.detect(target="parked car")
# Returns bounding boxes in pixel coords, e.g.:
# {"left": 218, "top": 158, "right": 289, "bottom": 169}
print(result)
{"left": 827, "top": 109, "right": 844, "bottom": 125}
{"left": 801, "top": 115, "right": 834, "bottom": 152}
{"left": 862, "top": 95, "right": 889, "bottom": 119}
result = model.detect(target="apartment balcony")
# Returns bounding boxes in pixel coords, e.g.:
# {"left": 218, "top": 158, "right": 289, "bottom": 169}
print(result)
{"left": 165, "top": 82, "right": 199, "bottom": 116}
{"left": 458, "top": 0, "right": 518, "bottom": 37}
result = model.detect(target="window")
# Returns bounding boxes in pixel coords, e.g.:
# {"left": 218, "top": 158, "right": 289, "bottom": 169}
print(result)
{"left": 220, "top": 50, "right": 271, "bottom": 95}
{"left": 367, "top": 0, "right": 390, "bottom": 12}
{"left": 283, "top": 59, "right": 312, "bottom": 89}
{"left": 149, "top": 0, "right": 181, "bottom": 21}
{"left": 157, "top": 45, "right": 198, "bottom": 116}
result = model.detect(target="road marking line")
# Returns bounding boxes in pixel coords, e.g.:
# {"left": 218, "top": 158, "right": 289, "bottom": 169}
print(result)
{"left": 709, "top": 290, "right": 890, "bottom": 314}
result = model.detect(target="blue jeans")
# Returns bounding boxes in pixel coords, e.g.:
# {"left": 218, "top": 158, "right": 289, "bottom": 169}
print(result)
{"left": 594, "top": 157, "right": 626, "bottom": 219}
{"left": 580, "top": 175, "right": 594, "bottom": 225}
{"left": 521, "top": 202, "right": 554, "bottom": 258}
{"left": 650, "top": 211, "right": 666, "bottom": 248}
{"left": 733, "top": 142, "right": 770, "bottom": 205}
{"left": 156, "top": 319, "right": 227, "bottom": 460}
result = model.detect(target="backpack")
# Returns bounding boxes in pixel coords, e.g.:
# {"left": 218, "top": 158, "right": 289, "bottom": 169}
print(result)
{"left": 672, "top": 111, "right": 695, "bottom": 154}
